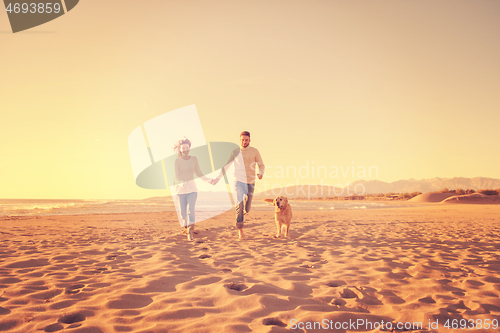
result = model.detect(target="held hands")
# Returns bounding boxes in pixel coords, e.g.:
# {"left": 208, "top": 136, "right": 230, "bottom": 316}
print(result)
{"left": 257, "top": 174, "right": 263, "bottom": 180}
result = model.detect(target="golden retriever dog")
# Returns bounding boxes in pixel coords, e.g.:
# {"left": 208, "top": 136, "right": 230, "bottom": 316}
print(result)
{"left": 273, "top": 196, "right": 292, "bottom": 238}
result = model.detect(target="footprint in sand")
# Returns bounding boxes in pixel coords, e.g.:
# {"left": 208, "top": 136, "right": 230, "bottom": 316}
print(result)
{"left": 0, "top": 307, "right": 11, "bottom": 315}
{"left": 107, "top": 294, "right": 153, "bottom": 310}
{"left": 44, "top": 323, "right": 63, "bottom": 332}
{"left": 331, "top": 298, "right": 347, "bottom": 306}
{"left": 308, "top": 257, "right": 322, "bottom": 262}
{"left": 94, "top": 267, "right": 108, "bottom": 273}
{"left": 339, "top": 288, "right": 358, "bottom": 299}
{"left": 59, "top": 312, "right": 86, "bottom": 324}
{"left": 484, "top": 276, "right": 500, "bottom": 283}
{"left": 262, "top": 317, "right": 287, "bottom": 327}
{"left": 0, "top": 277, "right": 21, "bottom": 284}
{"left": 5, "top": 258, "right": 49, "bottom": 268}
{"left": 226, "top": 282, "right": 247, "bottom": 292}
{"left": 65, "top": 284, "right": 86, "bottom": 294}
{"left": 465, "top": 279, "right": 485, "bottom": 287}
{"left": 325, "top": 280, "right": 346, "bottom": 287}
{"left": 418, "top": 296, "right": 436, "bottom": 304}
{"left": 199, "top": 254, "right": 211, "bottom": 259}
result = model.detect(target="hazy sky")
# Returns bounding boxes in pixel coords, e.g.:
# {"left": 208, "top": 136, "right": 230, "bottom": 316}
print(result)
{"left": 1, "top": 0, "right": 499, "bottom": 199}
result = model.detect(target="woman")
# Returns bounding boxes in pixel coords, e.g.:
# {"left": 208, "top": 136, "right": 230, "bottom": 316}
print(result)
{"left": 173, "top": 137, "right": 213, "bottom": 241}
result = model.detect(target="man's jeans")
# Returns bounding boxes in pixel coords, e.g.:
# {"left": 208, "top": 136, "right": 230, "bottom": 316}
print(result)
{"left": 235, "top": 181, "right": 255, "bottom": 229}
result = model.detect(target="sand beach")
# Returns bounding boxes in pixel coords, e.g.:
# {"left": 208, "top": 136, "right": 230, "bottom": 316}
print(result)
{"left": 1, "top": 203, "right": 500, "bottom": 332}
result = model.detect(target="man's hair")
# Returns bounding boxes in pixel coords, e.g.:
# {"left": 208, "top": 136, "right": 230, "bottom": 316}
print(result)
{"left": 240, "top": 131, "right": 250, "bottom": 138}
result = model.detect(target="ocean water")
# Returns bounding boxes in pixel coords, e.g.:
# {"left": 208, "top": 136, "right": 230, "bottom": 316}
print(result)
{"left": 0, "top": 197, "right": 407, "bottom": 217}
{"left": 0, "top": 198, "right": 174, "bottom": 217}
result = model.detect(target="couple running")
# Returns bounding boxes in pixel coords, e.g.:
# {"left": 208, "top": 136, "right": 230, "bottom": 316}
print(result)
{"left": 173, "top": 131, "right": 265, "bottom": 241}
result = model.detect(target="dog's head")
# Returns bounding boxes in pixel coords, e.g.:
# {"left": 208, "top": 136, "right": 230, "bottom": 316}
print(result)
{"left": 273, "top": 196, "right": 288, "bottom": 210}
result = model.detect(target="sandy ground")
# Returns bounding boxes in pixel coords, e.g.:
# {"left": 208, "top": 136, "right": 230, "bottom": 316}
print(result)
{"left": 1, "top": 204, "right": 500, "bottom": 332}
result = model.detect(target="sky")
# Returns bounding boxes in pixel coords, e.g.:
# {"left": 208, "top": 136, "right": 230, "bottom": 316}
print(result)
{"left": 1, "top": 0, "right": 499, "bottom": 199}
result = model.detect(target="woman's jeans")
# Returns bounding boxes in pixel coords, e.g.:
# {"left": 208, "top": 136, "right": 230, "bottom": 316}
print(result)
{"left": 235, "top": 181, "right": 255, "bottom": 229}
{"left": 178, "top": 192, "right": 197, "bottom": 226}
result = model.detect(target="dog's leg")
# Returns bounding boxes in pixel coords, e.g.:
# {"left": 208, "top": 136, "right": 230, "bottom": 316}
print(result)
{"left": 284, "top": 225, "right": 289, "bottom": 237}
{"left": 275, "top": 219, "right": 281, "bottom": 238}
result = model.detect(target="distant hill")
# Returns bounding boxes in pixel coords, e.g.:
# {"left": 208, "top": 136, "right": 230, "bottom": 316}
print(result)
{"left": 143, "top": 177, "right": 500, "bottom": 200}
{"left": 409, "top": 192, "right": 500, "bottom": 204}
{"left": 345, "top": 177, "right": 500, "bottom": 195}
{"left": 253, "top": 177, "right": 500, "bottom": 198}
{"left": 408, "top": 192, "right": 458, "bottom": 203}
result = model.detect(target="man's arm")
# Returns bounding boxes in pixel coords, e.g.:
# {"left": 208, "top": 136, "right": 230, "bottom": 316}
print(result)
{"left": 193, "top": 157, "right": 212, "bottom": 183}
{"left": 212, "top": 149, "right": 237, "bottom": 184}
{"left": 255, "top": 149, "right": 265, "bottom": 180}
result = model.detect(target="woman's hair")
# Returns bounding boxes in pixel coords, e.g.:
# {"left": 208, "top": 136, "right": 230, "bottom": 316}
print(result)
{"left": 173, "top": 136, "right": 191, "bottom": 157}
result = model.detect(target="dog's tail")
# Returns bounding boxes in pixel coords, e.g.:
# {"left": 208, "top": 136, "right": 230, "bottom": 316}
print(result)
{"left": 263, "top": 199, "right": 274, "bottom": 203}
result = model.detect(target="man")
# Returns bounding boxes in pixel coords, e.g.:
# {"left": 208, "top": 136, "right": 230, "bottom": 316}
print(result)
{"left": 213, "top": 131, "right": 265, "bottom": 239}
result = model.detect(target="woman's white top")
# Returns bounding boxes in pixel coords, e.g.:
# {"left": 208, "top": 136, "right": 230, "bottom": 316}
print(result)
{"left": 174, "top": 156, "right": 211, "bottom": 195}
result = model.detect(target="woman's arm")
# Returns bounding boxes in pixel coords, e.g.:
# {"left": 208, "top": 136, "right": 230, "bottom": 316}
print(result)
{"left": 213, "top": 149, "right": 237, "bottom": 183}
{"left": 193, "top": 157, "right": 212, "bottom": 183}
